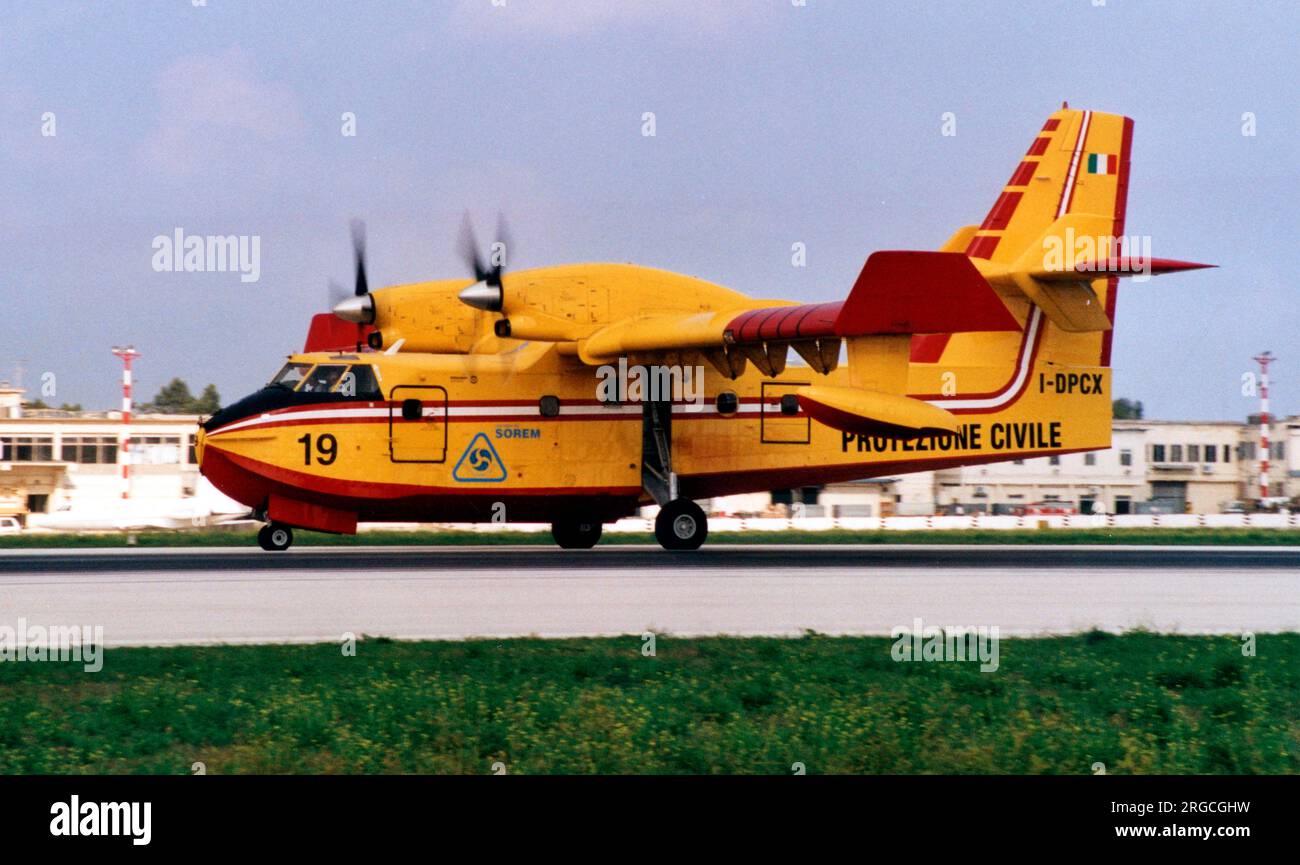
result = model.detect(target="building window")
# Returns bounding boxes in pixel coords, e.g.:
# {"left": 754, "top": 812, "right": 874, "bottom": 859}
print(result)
{"left": 134, "top": 435, "right": 183, "bottom": 465}
{"left": 1084, "top": 453, "right": 1096, "bottom": 466}
{"left": 1275, "top": 442, "right": 1286, "bottom": 460}
{"left": 1119, "top": 449, "right": 1133, "bottom": 466}
{"left": 1170, "top": 445, "right": 1183, "bottom": 463}
{"left": 1152, "top": 444, "right": 1166, "bottom": 463}
{"left": 1205, "top": 445, "right": 1217, "bottom": 463}
{"left": 59, "top": 435, "right": 119, "bottom": 464}
{"left": 1224, "top": 444, "right": 1232, "bottom": 463}
{"left": 0, "top": 436, "right": 54, "bottom": 462}
{"left": 1187, "top": 444, "right": 1200, "bottom": 463}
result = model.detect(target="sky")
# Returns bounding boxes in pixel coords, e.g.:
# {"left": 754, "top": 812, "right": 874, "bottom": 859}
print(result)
{"left": 1, "top": 0, "right": 1296, "bottom": 419}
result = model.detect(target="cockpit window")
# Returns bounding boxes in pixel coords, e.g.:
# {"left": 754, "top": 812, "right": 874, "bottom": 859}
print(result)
{"left": 299, "top": 364, "right": 348, "bottom": 393}
{"left": 271, "top": 362, "right": 312, "bottom": 389}
{"left": 337, "top": 365, "right": 382, "bottom": 399}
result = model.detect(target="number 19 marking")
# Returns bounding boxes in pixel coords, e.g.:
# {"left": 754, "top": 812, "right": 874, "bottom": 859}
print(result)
{"left": 297, "top": 433, "right": 338, "bottom": 465}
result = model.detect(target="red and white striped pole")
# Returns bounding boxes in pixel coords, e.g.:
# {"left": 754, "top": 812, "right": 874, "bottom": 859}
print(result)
{"left": 1254, "top": 351, "right": 1274, "bottom": 503}
{"left": 111, "top": 346, "right": 141, "bottom": 499}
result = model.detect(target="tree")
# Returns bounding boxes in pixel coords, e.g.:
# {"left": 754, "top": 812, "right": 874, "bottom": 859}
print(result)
{"left": 194, "top": 383, "right": 221, "bottom": 415}
{"left": 141, "top": 378, "right": 221, "bottom": 414}
{"left": 1112, "top": 398, "right": 1144, "bottom": 420}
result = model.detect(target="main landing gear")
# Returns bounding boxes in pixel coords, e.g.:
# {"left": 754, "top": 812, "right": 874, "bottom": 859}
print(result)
{"left": 257, "top": 523, "right": 294, "bottom": 552}
{"left": 551, "top": 519, "right": 603, "bottom": 549}
{"left": 654, "top": 498, "right": 708, "bottom": 551}
{"left": 643, "top": 399, "right": 708, "bottom": 551}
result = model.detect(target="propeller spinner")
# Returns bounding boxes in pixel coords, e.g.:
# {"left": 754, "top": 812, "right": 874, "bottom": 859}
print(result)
{"left": 456, "top": 212, "right": 510, "bottom": 312}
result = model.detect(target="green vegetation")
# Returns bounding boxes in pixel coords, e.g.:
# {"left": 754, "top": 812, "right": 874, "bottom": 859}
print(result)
{"left": 1, "top": 633, "right": 1294, "bottom": 774}
{"left": 139, "top": 378, "right": 220, "bottom": 415}
{"left": 1112, "top": 397, "right": 1144, "bottom": 420}
{"left": 5, "top": 527, "right": 1300, "bottom": 548}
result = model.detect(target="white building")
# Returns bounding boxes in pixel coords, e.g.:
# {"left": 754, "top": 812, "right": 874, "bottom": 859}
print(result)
{"left": 0, "top": 387, "right": 204, "bottom": 522}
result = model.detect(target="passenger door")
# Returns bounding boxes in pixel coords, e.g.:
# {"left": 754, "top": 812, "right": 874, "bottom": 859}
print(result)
{"left": 388, "top": 385, "right": 448, "bottom": 463}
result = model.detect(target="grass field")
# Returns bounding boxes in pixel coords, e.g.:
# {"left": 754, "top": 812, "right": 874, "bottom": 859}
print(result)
{"left": 5, "top": 527, "right": 1300, "bottom": 548}
{"left": 1, "top": 633, "right": 1295, "bottom": 774}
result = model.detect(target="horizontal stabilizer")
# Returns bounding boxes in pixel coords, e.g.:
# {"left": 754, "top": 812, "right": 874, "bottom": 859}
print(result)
{"left": 796, "top": 385, "right": 960, "bottom": 438}
{"left": 835, "top": 251, "right": 1021, "bottom": 336}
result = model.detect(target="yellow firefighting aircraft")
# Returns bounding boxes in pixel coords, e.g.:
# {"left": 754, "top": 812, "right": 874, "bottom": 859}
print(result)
{"left": 197, "top": 106, "right": 1210, "bottom": 551}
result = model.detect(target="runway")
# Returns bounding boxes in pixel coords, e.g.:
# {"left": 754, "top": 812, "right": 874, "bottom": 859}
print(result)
{"left": 1, "top": 545, "right": 1298, "bottom": 645}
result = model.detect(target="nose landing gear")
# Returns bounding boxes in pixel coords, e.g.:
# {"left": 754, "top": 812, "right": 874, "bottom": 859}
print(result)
{"left": 257, "top": 523, "right": 294, "bottom": 552}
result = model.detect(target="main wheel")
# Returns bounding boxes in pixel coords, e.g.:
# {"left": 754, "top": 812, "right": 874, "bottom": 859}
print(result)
{"left": 654, "top": 499, "right": 708, "bottom": 551}
{"left": 257, "top": 523, "right": 294, "bottom": 552}
{"left": 551, "top": 519, "right": 603, "bottom": 549}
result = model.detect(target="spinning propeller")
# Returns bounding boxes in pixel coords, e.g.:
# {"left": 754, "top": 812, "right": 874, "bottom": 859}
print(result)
{"left": 330, "top": 219, "right": 375, "bottom": 330}
{"left": 456, "top": 212, "right": 511, "bottom": 312}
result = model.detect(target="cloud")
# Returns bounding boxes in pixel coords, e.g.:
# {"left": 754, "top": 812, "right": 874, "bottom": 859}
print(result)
{"left": 447, "top": 0, "right": 760, "bottom": 39}
{"left": 138, "top": 45, "right": 304, "bottom": 176}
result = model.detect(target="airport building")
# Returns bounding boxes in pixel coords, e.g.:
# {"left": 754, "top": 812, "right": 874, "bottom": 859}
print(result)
{"left": 0, "top": 387, "right": 203, "bottom": 521}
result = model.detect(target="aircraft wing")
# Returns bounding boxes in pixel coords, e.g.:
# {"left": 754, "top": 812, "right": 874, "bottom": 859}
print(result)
{"left": 578, "top": 250, "right": 1022, "bottom": 377}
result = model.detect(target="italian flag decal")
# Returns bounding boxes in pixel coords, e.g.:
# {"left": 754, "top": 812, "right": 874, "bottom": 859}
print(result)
{"left": 1087, "top": 152, "right": 1117, "bottom": 175}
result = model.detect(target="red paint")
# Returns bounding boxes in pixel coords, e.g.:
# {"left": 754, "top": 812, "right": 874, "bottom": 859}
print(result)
{"left": 268, "top": 493, "right": 358, "bottom": 534}
{"left": 1008, "top": 160, "right": 1037, "bottom": 187}
{"left": 909, "top": 333, "right": 952, "bottom": 363}
{"left": 834, "top": 251, "right": 1020, "bottom": 336}
{"left": 303, "top": 313, "right": 376, "bottom": 353}
{"left": 964, "top": 235, "right": 1000, "bottom": 259}
{"left": 1026, "top": 136, "right": 1050, "bottom": 156}
{"left": 979, "top": 191, "right": 1023, "bottom": 231}
{"left": 728, "top": 301, "right": 841, "bottom": 342}
{"left": 1041, "top": 118, "right": 1061, "bottom": 132}
{"left": 1100, "top": 115, "right": 1133, "bottom": 366}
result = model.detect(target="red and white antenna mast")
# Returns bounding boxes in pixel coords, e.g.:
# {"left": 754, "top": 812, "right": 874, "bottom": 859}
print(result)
{"left": 111, "top": 346, "right": 141, "bottom": 499}
{"left": 1254, "top": 351, "right": 1275, "bottom": 503}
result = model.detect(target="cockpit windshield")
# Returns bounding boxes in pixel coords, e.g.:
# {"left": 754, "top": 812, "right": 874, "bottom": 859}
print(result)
{"left": 299, "top": 364, "right": 348, "bottom": 393}
{"left": 268, "top": 361, "right": 382, "bottom": 396}
{"left": 338, "top": 365, "right": 382, "bottom": 398}
{"left": 270, "top": 362, "right": 312, "bottom": 389}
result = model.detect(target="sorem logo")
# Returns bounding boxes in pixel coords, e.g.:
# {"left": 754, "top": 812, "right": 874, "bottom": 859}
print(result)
{"left": 50, "top": 796, "right": 150, "bottom": 846}
{"left": 0, "top": 618, "right": 103, "bottom": 672}
{"left": 891, "top": 617, "right": 1000, "bottom": 673}
{"left": 595, "top": 358, "right": 704, "bottom": 410}
{"left": 1041, "top": 228, "right": 1153, "bottom": 281}
{"left": 151, "top": 228, "right": 261, "bottom": 283}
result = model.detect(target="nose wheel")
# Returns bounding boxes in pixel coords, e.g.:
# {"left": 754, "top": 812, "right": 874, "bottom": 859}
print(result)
{"left": 257, "top": 523, "right": 294, "bottom": 552}
{"left": 654, "top": 499, "right": 708, "bottom": 551}
{"left": 551, "top": 519, "right": 603, "bottom": 549}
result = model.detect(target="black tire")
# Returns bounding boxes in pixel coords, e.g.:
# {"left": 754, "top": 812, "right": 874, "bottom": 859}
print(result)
{"left": 258, "top": 523, "right": 293, "bottom": 552}
{"left": 551, "top": 519, "right": 603, "bottom": 549}
{"left": 654, "top": 499, "right": 708, "bottom": 551}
